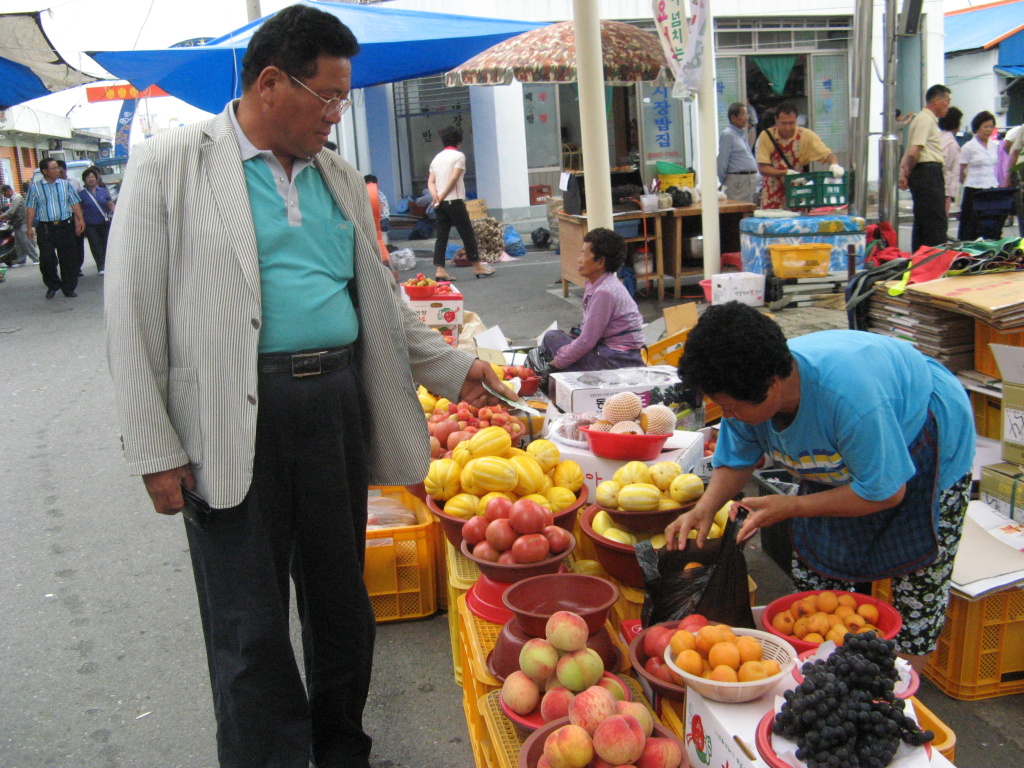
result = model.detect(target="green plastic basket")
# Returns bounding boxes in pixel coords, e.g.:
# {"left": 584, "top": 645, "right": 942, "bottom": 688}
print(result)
{"left": 784, "top": 171, "right": 849, "bottom": 208}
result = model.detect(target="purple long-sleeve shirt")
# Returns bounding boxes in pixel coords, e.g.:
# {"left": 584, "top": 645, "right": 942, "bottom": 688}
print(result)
{"left": 552, "top": 271, "right": 645, "bottom": 369}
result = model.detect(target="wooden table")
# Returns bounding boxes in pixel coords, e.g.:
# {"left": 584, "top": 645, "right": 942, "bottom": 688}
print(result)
{"left": 664, "top": 199, "right": 757, "bottom": 298}
{"left": 555, "top": 209, "right": 669, "bottom": 300}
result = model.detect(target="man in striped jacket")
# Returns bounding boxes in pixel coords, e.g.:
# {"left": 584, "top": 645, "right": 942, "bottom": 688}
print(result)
{"left": 105, "top": 6, "right": 509, "bottom": 768}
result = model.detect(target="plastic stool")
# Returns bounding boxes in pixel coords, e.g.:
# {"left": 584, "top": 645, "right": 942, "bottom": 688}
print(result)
{"left": 721, "top": 252, "right": 742, "bottom": 270}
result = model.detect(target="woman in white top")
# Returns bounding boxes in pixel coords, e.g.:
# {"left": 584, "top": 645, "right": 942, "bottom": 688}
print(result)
{"left": 937, "top": 107, "right": 962, "bottom": 217}
{"left": 958, "top": 111, "right": 1001, "bottom": 240}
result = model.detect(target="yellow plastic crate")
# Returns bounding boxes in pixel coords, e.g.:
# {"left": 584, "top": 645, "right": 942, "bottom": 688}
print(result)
{"left": 908, "top": 696, "right": 956, "bottom": 763}
{"left": 643, "top": 328, "right": 690, "bottom": 368}
{"left": 447, "top": 579, "right": 465, "bottom": 686}
{"left": 365, "top": 487, "right": 437, "bottom": 622}
{"left": 875, "top": 579, "right": 1024, "bottom": 700}
{"left": 448, "top": 537, "right": 482, "bottom": 591}
{"left": 769, "top": 242, "right": 832, "bottom": 278}
{"left": 659, "top": 172, "right": 695, "bottom": 190}
{"left": 658, "top": 695, "right": 686, "bottom": 739}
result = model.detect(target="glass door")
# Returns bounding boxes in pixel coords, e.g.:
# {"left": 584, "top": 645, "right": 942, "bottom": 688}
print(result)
{"left": 715, "top": 56, "right": 743, "bottom": 134}
{"left": 808, "top": 53, "right": 850, "bottom": 165}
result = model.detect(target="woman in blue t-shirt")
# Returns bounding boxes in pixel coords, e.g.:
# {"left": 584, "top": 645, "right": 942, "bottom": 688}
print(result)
{"left": 665, "top": 302, "right": 974, "bottom": 663}
{"left": 79, "top": 166, "right": 115, "bottom": 274}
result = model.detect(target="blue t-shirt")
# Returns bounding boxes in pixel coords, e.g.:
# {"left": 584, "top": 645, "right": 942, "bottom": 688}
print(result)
{"left": 713, "top": 330, "right": 974, "bottom": 499}
{"left": 79, "top": 186, "right": 112, "bottom": 226}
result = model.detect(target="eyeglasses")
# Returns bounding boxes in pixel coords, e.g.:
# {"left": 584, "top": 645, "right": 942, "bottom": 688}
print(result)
{"left": 284, "top": 72, "right": 351, "bottom": 118}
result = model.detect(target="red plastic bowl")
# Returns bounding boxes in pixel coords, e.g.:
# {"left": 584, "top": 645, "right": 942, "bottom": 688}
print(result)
{"left": 518, "top": 716, "right": 683, "bottom": 768}
{"left": 580, "top": 425, "right": 670, "bottom": 461}
{"left": 402, "top": 283, "right": 437, "bottom": 299}
{"left": 501, "top": 573, "right": 619, "bottom": 636}
{"left": 460, "top": 533, "right": 576, "bottom": 584}
{"left": 792, "top": 648, "right": 920, "bottom": 698}
{"left": 579, "top": 505, "right": 645, "bottom": 589}
{"left": 761, "top": 590, "right": 902, "bottom": 653}
{"left": 499, "top": 671, "right": 631, "bottom": 732}
{"left": 517, "top": 376, "right": 542, "bottom": 397}
{"left": 627, "top": 620, "right": 690, "bottom": 702}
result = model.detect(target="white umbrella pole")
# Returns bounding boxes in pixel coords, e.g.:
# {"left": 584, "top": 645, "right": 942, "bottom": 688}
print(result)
{"left": 573, "top": 0, "right": 613, "bottom": 230}
{"left": 698, "top": 13, "right": 720, "bottom": 278}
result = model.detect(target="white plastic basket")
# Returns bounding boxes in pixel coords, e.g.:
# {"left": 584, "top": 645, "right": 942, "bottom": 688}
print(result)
{"left": 664, "top": 627, "right": 797, "bottom": 703}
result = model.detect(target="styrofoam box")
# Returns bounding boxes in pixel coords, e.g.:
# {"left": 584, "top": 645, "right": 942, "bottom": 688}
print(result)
{"left": 549, "top": 366, "right": 680, "bottom": 414}
{"left": 711, "top": 272, "right": 765, "bottom": 307}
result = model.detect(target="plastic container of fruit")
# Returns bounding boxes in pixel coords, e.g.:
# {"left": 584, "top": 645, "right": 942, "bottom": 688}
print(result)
{"left": 579, "top": 505, "right": 645, "bottom": 589}
{"left": 761, "top": 590, "right": 902, "bottom": 653}
{"left": 754, "top": 710, "right": 931, "bottom": 768}
{"left": 426, "top": 486, "right": 588, "bottom": 549}
{"left": 402, "top": 282, "right": 437, "bottom": 299}
{"left": 792, "top": 647, "right": 920, "bottom": 698}
{"left": 499, "top": 671, "right": 631, "bottom": 733}
{"left": 501, "top": 573, "right": 619, "bottom": 636}
{"left": 627, "top": 620, "right": 690, "bottom": 702}
{"left": 663, "top": 628, "right": 797, "bottom": 703}
{"left": 460, "top": 533, "right": 576, "bottom": 583}
{"left": 597, "top": 500, "right": 695, "bottom": 535}
{"left": 515, "top": 376, "right": 543, "bottom": 397}
{"left": 579, "top": 426, "right": 671, "bottom": 461}
{"left": 517, "top": 715, "right": 684, "bottom": 768}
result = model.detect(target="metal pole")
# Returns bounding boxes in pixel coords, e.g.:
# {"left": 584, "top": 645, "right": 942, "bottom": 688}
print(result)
{"left": 246, "top": 0, "right": 262, "bottom": 23}
{"left": 848, "top": 0, "right": 873, "bottom": 218}
{"left": 573, "top": 0, "right": 613, "bottom": 229}
{"left": 698, "top": 11, "right": 720, "bottom": 278}
{"left": 877, "top": 0, "right": 900, "bottom": 226}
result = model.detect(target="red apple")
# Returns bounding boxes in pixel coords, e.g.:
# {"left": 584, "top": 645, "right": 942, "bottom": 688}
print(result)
{"left": 542, "top": 525, "right": 572, "bottom": 554}
{"left": 484, "top": 496, "right": 513, "bottom": 522}
{"left": 679, "top": 613, "right": 709, "bottom": 633}
{"left": 462, "top": 515, "right": 489, "bottom": 547}
{"left": 485, "top": 518, "right": 518, "bottom": 551}
{"left": 643, "top": 657, "right": 676, "bottom": 684}
{"left": 512, "top": 533, "right": 551, "bottom": 563}
{"left": 509, "top": 499, "right": 548, "bottom": 535}
{"left": 447, "top": 431, "right": 470, "bottom": 451}
{"left": 479, "top": 407, "right": 494, "bottom": 420}
{"left": 428, "top": 436, "right": 442, "bottom": 459}
{"left": 642, "top": 625, "right": 676, "bottom": 660}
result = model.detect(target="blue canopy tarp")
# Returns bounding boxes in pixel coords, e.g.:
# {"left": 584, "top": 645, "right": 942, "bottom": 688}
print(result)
{"left": 0, "top": 12, "right": 100, "bottom": 108}
{"left": 93, "top": 0, "right": 546, "bottom": 114}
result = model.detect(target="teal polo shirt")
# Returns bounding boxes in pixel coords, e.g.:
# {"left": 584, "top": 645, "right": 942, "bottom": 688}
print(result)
{"left": 243, "top": 159, "right": 359, "bottom": 354}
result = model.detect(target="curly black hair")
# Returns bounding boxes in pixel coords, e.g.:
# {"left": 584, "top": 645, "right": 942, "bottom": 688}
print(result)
{"left": 241, "top": 4, "right": 360, "bottom": 90}
{"left": 583, "top": 227, "right": 627, "bottom": 273}
{"left": 439, "top": 126, "right": 463, "bottom": 147}
{"left": 677, "top": 301, "right": 793, "bottom": 403}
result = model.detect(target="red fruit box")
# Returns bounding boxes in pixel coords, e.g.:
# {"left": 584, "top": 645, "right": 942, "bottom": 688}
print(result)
{"left": 402, "top": 287, "right": 464, "bottom": 327}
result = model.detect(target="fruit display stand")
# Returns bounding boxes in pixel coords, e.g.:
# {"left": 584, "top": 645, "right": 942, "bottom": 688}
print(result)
{"left": 875, "top": 578, "right": 1024, "bottom": 701}
{"left": 478, "top": 675, "right": 661, "bottom": 768}
{"left": 447, "top": 539, "right": 482, "bottom": 686}
{"left": 364, "top": 487, "right": 438, "bottom": 623}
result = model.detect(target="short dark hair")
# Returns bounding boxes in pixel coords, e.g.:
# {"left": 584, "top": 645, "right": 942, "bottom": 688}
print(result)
{"left": 38, "top": 157, "right": 57, "bottom": 171}
{"left": 937, "top": 106, "right": 962, "bottom": 132}
{"left": 727, "top": 102, "right": 745, "bottom": 120}
{"left": 678, "top": 301, "right": 794, "bottom": 403}
{"left": 363, "top": 174, "right": 377, "bottom": 184}
{"left": 0, "top": 185, "right": 11, "bottom": 194}
{"left": 583, "top": 227, "right": 627, "bottom": 274}
{"left": 776, "top": 101, "right": 798, "bottom": 118}
{"left": 925, "top": 84, "right": 951, "bottom": 103}
{"left": 55, "top": 159, "right": 67, "bottom": 170}
{"left": 439, "top": 126, "right": 463, "bottom": 147}
{"left": 241, "top": 4, "right": 360, "bottom": 90}
{"left": 971, "top": 111, "right": 996, "bottom": 133}
{"left": 82, "top": 166, "right": 104, "bottom": 184}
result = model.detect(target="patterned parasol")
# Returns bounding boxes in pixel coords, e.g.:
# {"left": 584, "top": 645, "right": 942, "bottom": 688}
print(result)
{"left": 445, "top": 20, "right": 672, "bottom": 87}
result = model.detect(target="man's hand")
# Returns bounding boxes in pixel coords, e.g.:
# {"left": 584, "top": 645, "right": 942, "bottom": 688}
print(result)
{"left": 898, "top": 172, "right": 909, "bottom": 191}
{"left": 74, "top": 218, "right": 84, "bottom": 237}
{"left": 142, "top": 464, "right": 196, "bottom": 516}
{"left": 785, "top": 168, "right": 799, "bottom": 175}
{"left": 829, "top": 164, "right": 845, "bottom": 178}
{"left": 735, "top": 493, "right": 799, "bottom": 543}
{"left": 458, "top": 358, "right": 516, "bottom": 409}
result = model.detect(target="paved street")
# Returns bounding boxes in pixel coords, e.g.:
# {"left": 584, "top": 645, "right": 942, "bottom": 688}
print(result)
{"left": 1, "top": 248, "right": 1022, "bottom": 767}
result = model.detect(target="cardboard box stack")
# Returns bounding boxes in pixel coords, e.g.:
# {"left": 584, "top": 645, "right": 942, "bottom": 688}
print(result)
{"left": 866, "top": 290, "right": 975, "bottom": 372}
{"left": 402, "top": 286, "right": 464, "bottom": 347}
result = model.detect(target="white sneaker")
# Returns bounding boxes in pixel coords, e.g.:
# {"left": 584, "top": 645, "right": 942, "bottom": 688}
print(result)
{"left": 98, "top": 269, "right": 105, "bottom": 275}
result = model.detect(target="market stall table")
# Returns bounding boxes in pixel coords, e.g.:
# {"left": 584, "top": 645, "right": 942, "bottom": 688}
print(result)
{"left": 664, "top": 199, "right": 757, "bottom": 298}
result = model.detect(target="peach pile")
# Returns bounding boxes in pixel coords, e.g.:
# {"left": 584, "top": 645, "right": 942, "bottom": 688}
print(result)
{"left": 770, "top": 591, "right": 882, "bottom": 646}
{"left": 540, "top": 703, "right": 682, "bottom": 768}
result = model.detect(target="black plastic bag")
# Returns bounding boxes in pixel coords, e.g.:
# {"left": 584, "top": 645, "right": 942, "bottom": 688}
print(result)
{"left": 531, "top": 227, "right": 551, "bottom": 248}
{"left": 637, "top": 509, "right": 756, "bottom": 629}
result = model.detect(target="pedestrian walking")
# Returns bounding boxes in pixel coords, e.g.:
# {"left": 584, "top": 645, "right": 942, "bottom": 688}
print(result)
{"left": 958, "top": 111, "right": 1002, "bottom": 241}
{"left": 899, "top": 84, "right": 952, "bottom": 252}
{"left": 104, "top": 6, "right": 513, "bottom": 768}
{"left": 25, "top": 157, "right": 84, "bottom": 298}
{"left": 78, "top": 166, "right": 115, "bottom": 274}
{"left": 717, "top": 102, "right": 760, "bottom": 204}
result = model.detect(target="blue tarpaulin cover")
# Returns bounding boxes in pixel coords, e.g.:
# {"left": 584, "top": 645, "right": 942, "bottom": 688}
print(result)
{"left": 0, "top": 12, "right": 100, "bottom": 108}
{"left": 93, "top": 0, "right": 545, "bottom": 114}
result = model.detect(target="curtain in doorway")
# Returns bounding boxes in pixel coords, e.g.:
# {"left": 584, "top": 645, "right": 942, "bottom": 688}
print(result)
{"left": 752, "top": 55, "right": 797, "bottom": 97}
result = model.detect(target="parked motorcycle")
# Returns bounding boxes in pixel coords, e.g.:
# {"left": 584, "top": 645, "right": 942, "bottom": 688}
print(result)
{"left": 0, "top": 221, "right": 19, "bottom": 267}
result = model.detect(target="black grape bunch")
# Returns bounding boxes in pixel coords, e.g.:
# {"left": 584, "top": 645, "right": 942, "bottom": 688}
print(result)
{"left": 772, "top": 631, "right": 934, "bottom": 768}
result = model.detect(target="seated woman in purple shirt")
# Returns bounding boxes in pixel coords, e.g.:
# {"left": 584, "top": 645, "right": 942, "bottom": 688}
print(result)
{"left": 541, "top": 227, "right": 645, "bottom": 372}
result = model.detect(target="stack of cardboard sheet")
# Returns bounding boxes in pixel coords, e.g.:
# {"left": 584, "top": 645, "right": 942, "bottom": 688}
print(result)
{"left": 903, "top": 272, "right": 1024, "bottom": 331}
{"left": 866, "top": 289, "right": 975, "bottom": 371}
{"left": 766, "top": 274, "right": 848, "bottom": 308}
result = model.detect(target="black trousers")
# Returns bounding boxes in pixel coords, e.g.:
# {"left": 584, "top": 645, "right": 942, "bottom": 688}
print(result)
{"left": 36, "top": 219, "right": 79, "bottom": 295}
{"left": 432, "top": 198, "right": 479, "bottom": 267}
{"left": 184, "top": 363, "right": 376, "bottom": 768}
{"left": 908, "top": 163, "right": 947, "bottom": 252}
{"left": 84, "top": 221, "right": 110, "bottom": 271}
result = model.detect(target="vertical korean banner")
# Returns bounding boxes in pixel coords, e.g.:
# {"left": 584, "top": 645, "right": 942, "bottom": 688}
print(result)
{"left": 653, "top": 0, "right": 710, "bottom": 101}
{"left": 114, "top": 101, "right": 136, "bottom": 158}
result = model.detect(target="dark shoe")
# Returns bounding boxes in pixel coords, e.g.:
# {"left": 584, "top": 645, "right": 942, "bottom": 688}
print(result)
{"left": 64, "top": 292, "right": 77, "bottom": 297}
{"left": 46, "top": 289, "right": 57, "bottom": 299}
{"left": 474, "top": 266, "right": 496, "bottom": 278}
{"left": 78, "top": 271, "right": 84, "bottom": 276}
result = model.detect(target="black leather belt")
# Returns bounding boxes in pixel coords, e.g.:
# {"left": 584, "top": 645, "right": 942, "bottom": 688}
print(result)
{"left": 257, "top": 345, "right": 354, "bottom": 377}
{"left": 729, "top": 170, "right": 758, "bottom": 175}
{"left": 38, "top": 218, "right": 72, "bottom": 226}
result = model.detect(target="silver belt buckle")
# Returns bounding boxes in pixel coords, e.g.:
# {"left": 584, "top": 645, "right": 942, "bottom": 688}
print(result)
{"left": 291, "top": 352, "right": 323, "bottom": 377}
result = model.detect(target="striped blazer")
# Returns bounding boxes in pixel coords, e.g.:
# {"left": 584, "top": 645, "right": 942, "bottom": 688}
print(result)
{"left": 105, "top": 105, "right": 474, "bottom": 508}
